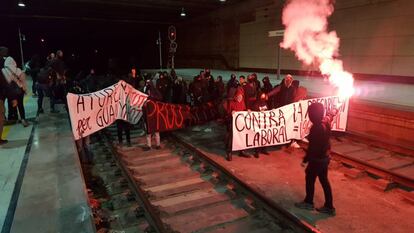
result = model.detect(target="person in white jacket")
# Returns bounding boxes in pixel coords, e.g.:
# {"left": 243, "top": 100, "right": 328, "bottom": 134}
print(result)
{"left": 1, "top": 52, "right": 29, "bottom": 127}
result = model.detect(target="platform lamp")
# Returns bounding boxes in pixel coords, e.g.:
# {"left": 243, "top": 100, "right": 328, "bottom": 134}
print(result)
{"left": 18, "top": 0, "right": 26, "bottom": 7}
{"left": 180, "top": 8, "right": 186, "bottom": 17}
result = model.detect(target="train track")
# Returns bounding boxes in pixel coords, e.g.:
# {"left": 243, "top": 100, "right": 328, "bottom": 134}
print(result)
{"left": 83, "top": 138, "right": 152, "bottom": 233}
{"left": 103, "top": 126, "right": 320, "bottom": 233}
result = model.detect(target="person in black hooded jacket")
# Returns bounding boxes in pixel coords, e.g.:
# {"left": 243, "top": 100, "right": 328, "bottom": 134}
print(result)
{"left": 295, "top": 102, "right": 337, "bottom": 215}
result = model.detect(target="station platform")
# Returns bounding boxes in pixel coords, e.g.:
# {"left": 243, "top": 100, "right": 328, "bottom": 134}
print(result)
{"left": 0, "top": 83, "right": 94, "bottom": 233}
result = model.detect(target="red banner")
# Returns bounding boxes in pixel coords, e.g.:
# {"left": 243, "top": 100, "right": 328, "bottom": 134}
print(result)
{"left": 145, "top": 100, "right": 219, "bottom": 133}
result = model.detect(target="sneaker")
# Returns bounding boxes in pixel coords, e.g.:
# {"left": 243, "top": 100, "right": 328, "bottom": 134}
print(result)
{"left": 261, "top": 149, "right": 270, "bottom": 155}
{"left": 22, "top": 120, "right": 30, "bottom": 127}
{"left": 316, "top": 206, "right": 336, "bottom": 215}
{"left": 155, "top": 145, "right": 161, "bottom": 150}
{"left": 192, "top": 126, "right": 202, "bottom": 132}
{"left": 0, "top": 139, "right": 8, "bottom": 145}
{"left": 294, "top": 201, "right": 314, "bottom": 210}
{"left": 238, "top": 151, "right": 251, "bottom": 158}
{"left": 226, "top": 152, "right": 232, "bottom": 161}
{"left": 5, "top": 120, "right": 17, "bottom": 125}
{"left": 290, "top": 141, "right": 301, "bottom": 149}
{"left": 142, "top": 146, "right": 151, "bottom": 151}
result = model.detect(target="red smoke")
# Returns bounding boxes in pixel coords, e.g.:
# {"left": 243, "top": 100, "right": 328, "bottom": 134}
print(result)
{"left": 281, "top": 0, "right": 354, "bottom": 99}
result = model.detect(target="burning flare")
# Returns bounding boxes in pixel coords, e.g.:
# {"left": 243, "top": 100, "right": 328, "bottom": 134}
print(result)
{"left": 280, "top": 0, "right": 354, "bottom": 99}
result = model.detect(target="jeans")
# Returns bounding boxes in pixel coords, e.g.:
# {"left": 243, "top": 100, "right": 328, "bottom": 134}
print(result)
{"left": 76, "top": 136, "right": 92, "bottom": 164}
{"left": 7, "top": 93, "right": 26, "bottom": 120}
{"left": 304, "top": 160, "right": 334, "bottom": 209}
{"left": 116, "top": 120, "right": 131, "bottom": 144}
{"left": 37, "top": 83, "right": 54, "bottom": 111}
{"left": 146, "top": 132, "right": 160, "bottom": 147}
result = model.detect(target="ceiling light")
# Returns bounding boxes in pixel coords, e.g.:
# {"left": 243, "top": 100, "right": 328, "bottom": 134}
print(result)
{"left": 220, "top": 0, "right": 226, "bottom": 2}
{"left": 180, "top": 8, "right": 186, "bottom": 17}
{"left": 18, "top": 1, "right": 25, "bottom": 7}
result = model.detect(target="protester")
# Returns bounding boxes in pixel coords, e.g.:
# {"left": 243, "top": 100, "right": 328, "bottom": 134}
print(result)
{"left": 295, "top": 103, "right": 337, "bottom": 215}
{"left": 215, "top": 75, "right": 225, "bottom": 99}
{"left": 206, "top": 74, "right": 217, "bottom": 102}
{"left": 251, "top": 92, "right": 270, "bottom": 158}
{"left": 49, "top": 50, "right": 67, "bottom": 113}
{"left": 45, "top": 53, "right": 55, "bottom": 67}
{"left": 70, "top": 79, "right": 93, "bottom": 163}
{"left": 0, "top": 46, "right": 16, "bottom": 145}
{"left": 25, "top": 55, "right": 41, "bottom": 96}
{"left": 116, "top": 120, "right": 131, "bottom": 147}
{"left": 142, "top": 79, "right": 162, "bottom": 151}
{"left": 243, "top": 74, "right": 259, "bottom": 111}
{"left": 115, "top": 76, "right": 134, "bottom": 147}
{"left": 226, "top": 73, "right": 237, "bottom": 96}
{"left": 226, "top": 75, "right": 239, "bottom": 100}
{"left": 261, "top": 76, "right": 273, "bottom": 94}
{"left": 172, "top": 76, "right": 187, "bottom": 104}
{"left": 239, "top": 75, "right": 246, "bottom": 87}
{"left": 225, "top": 85, "right": 249, "bottom": 161}
{"left": 267, "top": 74, "right": 301, "bottom": 148}
{"left": 189, "top": 75, "right": 205, "bottom": 106}
{"left": 156, "top": 73, "right": 171, "bottom": 102}
{"left": 276, "top": 74, "right": 297, "bottom": 107}
{"left": 261, "top": 76, "right": 274, "bottom": 109}
{"left": 251, "top": 73, "right": 261, "bottom": 92}
{"left": 2, "top": 49, "right": 29, "bottom": 127}
{"left": 36, "top": 66, "right": 52, "bottom": 114}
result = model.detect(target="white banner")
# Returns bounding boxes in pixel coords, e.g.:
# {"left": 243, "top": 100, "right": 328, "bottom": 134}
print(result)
{"left": 67, "top": 80, "right": 148, "bottom": 140}
{"left": 232, "top": 96, "right": 349, "bottom": 151}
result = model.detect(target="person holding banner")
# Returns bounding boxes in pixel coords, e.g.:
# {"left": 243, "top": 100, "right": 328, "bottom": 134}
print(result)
{"left": 295, "top": 102, "right": 337, "bottom": 215}
{"left": 142, "top": 79, "right": 162, "bottom": 151}
{"left": 243, "top": 74, "right": 258, "bottom": 111}
{"left": 225, "top": 86, "right": 249, "bottom": 161}
{"left": 251, "top": 92, "right": 270, "bottom": 158}
{"left": 268, "top": 74, "right": 301, "bottom": 149}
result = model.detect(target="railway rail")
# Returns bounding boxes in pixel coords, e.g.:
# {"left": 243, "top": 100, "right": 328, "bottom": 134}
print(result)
{"left": 103, "top": 126, "right": 320, "bottom": 233}
{"left": 83, "top": 138, "right": 152, "bottom": 233}
{"left": 301, "top": 132, "right": 414, "bottom": 191}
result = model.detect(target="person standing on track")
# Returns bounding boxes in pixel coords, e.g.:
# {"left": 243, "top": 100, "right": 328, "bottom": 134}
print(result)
{"left": 251, "top": 92, "right": 270, "bottom": 158}
{"left": 225, "top": 84, "right": 249, "bottom": 161}
{"left": 295, "top": 102, "right": 337, "bottom": 215}
{"left": 142, "top": 79, "right": 162, "bottom": 151}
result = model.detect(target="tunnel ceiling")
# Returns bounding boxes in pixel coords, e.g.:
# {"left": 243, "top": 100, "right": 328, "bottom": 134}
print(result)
{"left": 1, "top": 0, "right": 244, "bottom": 24}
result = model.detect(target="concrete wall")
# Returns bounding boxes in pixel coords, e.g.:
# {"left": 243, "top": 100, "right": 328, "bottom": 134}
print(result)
{"left": 239, "top": 0, "right": 414, "bottom": 77}
{"left": 175, "top": 0, "right": 274, "bottom": 69}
